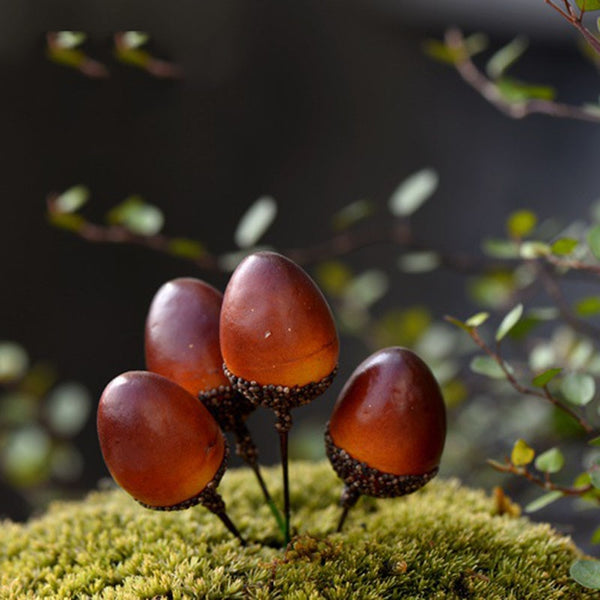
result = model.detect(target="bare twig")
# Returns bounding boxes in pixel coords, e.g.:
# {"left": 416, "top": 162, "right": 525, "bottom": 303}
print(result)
{"left": 489, "top": 457, "right": 594, "bottom": 496}
{"left": 444, "top": 28, "right": 600, "bottom": 124}
{"left": 464, "top": 325, "right": 593, "bottom": 432}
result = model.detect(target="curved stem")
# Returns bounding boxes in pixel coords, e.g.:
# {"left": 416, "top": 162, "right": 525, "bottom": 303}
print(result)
{"left": 336, "top": 485, "right": 361, "bottom": 532}
{"left": 233, "top": 420, "right": 286, "bottom": 535}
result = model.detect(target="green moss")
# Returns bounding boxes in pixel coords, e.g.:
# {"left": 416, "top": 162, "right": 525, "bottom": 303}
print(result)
{"left": 0, "top": 461, "right": 594, "bottom": 599}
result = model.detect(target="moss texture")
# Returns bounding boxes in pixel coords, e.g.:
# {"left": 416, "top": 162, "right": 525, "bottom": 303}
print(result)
{"left": 0, "top": 461, "right": 594, "bottom": 599}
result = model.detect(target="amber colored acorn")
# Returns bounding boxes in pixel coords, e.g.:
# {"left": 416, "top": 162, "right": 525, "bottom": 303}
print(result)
{"left": 220, "top": 251, "right": 339, "bottom": 543}
{"left": 326, "top": 347, "right": 446, "bottom": 532}
{"left": 97, "top": 370, "right": 245, "bottom": 544}
{"left": 144, "top": 277, "right": 280, "bottom": 528}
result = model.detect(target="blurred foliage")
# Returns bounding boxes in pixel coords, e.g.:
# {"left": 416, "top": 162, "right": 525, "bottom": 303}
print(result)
{"left": 0, "top": 341, "right": 91, "bottom": 512}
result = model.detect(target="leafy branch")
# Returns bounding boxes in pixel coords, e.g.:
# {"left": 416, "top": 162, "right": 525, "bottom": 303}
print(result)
{"left": 446, "top": 308, "right": 594, "bottom": 433}
{"left": 436, "top": 28, "right": 600, "bottom": 124}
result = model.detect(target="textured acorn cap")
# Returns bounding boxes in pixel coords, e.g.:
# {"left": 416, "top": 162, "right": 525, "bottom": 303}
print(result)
{"left": 220, "top": 251, "right": 339, "bottom": 388}
{"left": 145, "top": 278, "right": 231, "bottom": 396}
{"left": 97, "top": 371, "right": 225, "bottom": 508}
{"left": 329, "top": 347, "right": 446, "bottom": 477}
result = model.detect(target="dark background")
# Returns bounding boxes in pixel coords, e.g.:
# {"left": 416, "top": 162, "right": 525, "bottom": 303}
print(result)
{"left": 1, "top": 0, "right": 599, "bottom": 542}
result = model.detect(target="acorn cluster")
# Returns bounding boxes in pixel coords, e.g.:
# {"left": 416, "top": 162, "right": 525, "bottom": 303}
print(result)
{"left": 96, "top": 251, "right": 447, "bottom": 546}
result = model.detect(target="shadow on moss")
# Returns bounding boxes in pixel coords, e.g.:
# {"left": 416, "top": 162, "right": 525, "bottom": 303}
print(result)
{"left": 0, "top": 461, "right": 594, "bottom": 598}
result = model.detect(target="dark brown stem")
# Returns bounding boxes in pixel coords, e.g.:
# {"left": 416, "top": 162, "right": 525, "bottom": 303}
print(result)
{"left": 488, "top": 457, "right": 594, "bottom": 497}
{"left": 278, "top": 424, "right": 291, "bottom": 546}
{"left": 444, "top": 28, "right": 600, "bottom": 123}
{"left": 464, "top": 325, "right": 593, "bottom": 433}
{"left": 336, "top": 485, "right": 361, "bottom": 532}
{"left": 214, "top": 510, "right": 247, "bottom": 546}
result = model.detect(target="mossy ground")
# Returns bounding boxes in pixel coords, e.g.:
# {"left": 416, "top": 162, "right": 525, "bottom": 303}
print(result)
{"left": 0, "top": 461, "right": 594, "bottom": 599}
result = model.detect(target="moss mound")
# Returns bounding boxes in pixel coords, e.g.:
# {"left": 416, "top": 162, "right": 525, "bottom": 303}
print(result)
{"left": 0, "top": 461, "right": 594, "bottom": 599}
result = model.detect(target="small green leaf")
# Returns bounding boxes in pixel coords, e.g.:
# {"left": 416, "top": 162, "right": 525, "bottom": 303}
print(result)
{"left": 588, "top": 225, "right": 600, "bottom": 259}
{"left": 0, "top": 342, "right": 29, "bottom": 383}
{"left": 167, "top": 238, "right": 206, "bottom": 259}
{"left": 481, "top": 238, "right": 520, "bottom": 259}
{"left": 374, "top": 307, "right": 431, "bottom": 348}
{"left": 397, "top": 251, "right": 440, "bottom": 273}
{"left": 54, "top": 31, "right": 86, "bottom": 49}
{"left": 534, "top": 447, "right": 564, "bottom": 474}
{"left": 48, "top": 211, "right": 85, "bottom": 232}
{"left": 121, "top": 31, "right": 150, "bottom": 49}
{"left": 470, "top": 355, "right": 506, "bottom": 379}
{"left": 496, "top": 77, "right": 556, "bottom": 103}
{"left": 496, "top": 303, "right": 523, "bottom": 341}
{"left": 468, "top": 272, "right": 515, "bottom": 309}
{"left": 388, "top": 168, "right": 439, "bottom": 217}
{"left": 575, "top": 296, "right": 600, "bottom": 317}
{"left": 486, "top": 36, "right": 528, "bottom": 80}
{"left": 422, "top": 39, "right": 462, "bottom": 64}
{"left": 551, "top": 237, "right": 579, "bottom": 256}
{"left": 444, "top": 315, "right": 470, "bottom": 332}
{"left": 519, "top": 241, "right": 551, "bottom": 259}
{"left": 506, "top": 209, "right": 537, "bottom": 238}
{"left": 511, "top": 439, "right": 535, "bottom": 466}
{"left": 576, "top": 0, "right": 600, "bottom": 11}
{"left": 591, "top": 469, "right": 600, "bottom": 490}
{"left": 44, "top": 382, "right": 92, "bottom": 437}
{"left": 345, "top": 270, "right": 389, "bottom": 309}
{"left": 315, "top": 261, "right": 353, "bottom": 296}
{"left": 54, "top": 185, "right": 89, "bottom": 213}
{"left": 107, "top": 196, "right": 164, "bottom": 236}
{"left": 570, "top": 559, "right": 600, "bottom": 590}
{"left": 234, "top": 196, "right": 277, "bottom": 248}
{"left": 591, "top": 526, "right": 600, "bottom": 544}
{"left": 589, "top": 435, "right": 600, "bottom": 447}
{"left": 525, "top": 490, "right": 563, "bottom": 513}
{"left": 332, "top": 200, "right": 373, "bottom": 231}
{"left": 465, "top": 312, "right": 489, "bottom": 328}
{"left": 532, "top": 368, "right": 562, "bottom": 388}
{"left": 561, "top": 373, "right": 595, "bottom": 406}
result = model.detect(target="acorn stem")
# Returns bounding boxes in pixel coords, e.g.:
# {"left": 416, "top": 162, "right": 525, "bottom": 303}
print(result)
{"left": 279, "top": 428, "right": 291, "bottom": 545}
{"left": 274, "top": 407, "right": 293, "bottom": 546}
{"left": 336, "top": 485, "right": 361, "bottom": 533}
{"left": 214, "top": 510, "right": 247, "bottom": 546}
{"left": 233, "top": 420, "right": 286, "bottom": 535}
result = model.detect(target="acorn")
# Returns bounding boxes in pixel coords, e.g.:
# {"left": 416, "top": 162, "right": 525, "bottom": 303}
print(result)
{"left": 220, "top": 251, "right": 339, "bottom": 543}
{"left": 325, "top": 347, "right": 446, "bottom": 532}
{"left": 97, "top": 370, "right": 245, "bottom": 544}
{"left": 145, "top": 277, "right": 254, "bottom": 430}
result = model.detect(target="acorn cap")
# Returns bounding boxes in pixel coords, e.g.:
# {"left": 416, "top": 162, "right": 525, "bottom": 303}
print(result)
{"left": 220, "top": 251, "right": 339, "bottom": 389}
{"left": 329, "top": 347, "right": 446, "bottom": 477}
{"left": 97, "top": 371, "right": 226, "bottom": 509}
{"left": 145, "top": 278, "right": 231, "bottom": 396}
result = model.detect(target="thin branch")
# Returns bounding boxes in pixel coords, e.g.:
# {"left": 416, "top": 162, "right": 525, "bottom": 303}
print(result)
{"left": 489, "top": 457, "right": 594, "bottom": 496}
{"left": 544, "top": 0, "right": 600, "bottom": 55}
{"left": 47, "top": 194, "right": 511, "bottom": 275}
{"left": 444, "top": 28, "right": 600, "bottom": 124}
{"left": 466, "top": 326, "right": 593, "bottom": 432}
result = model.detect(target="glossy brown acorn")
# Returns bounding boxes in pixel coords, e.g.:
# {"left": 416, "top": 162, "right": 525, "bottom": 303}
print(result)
{"left": 97, "top": 371, "right": 245, "bottom": 543}
{"left": 220, "top": 251, "right": 339, "bottom": 408}
{"left": 145, "top": 277, "right": 232, "bottom": 398}
{"left": 220, "top": 251, "right": 339, "bottom": 544}
{"left": 326, "top": 347, "right": 446, "bottom": 531}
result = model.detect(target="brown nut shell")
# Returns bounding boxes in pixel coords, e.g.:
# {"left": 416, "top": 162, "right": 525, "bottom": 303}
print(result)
{"left": 220, "top": 251, "right": 339, "bottom": 388}
{"left": 97, "top": 371, "right": 225, "bottom": 508}
{"left": 145, "top": 278, "right": 230, "bottom": 396}
{"left": 329, "top": 347, "right": 446, "bottom": 476}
